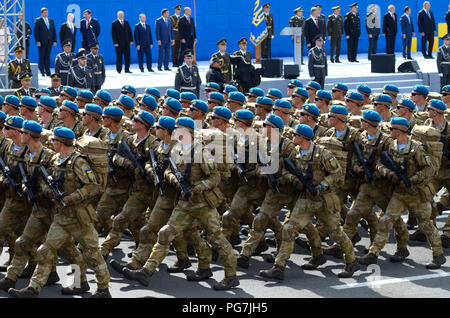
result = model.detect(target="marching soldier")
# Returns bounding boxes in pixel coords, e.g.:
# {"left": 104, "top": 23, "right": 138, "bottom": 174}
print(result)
{"left": 87, "top": 42, "right": 106, "bottom": 93}
{"left": 261, "top": 3, "right": 274, "bottom": 58}
{"left": 93, "top": 89, "right": 112, "bottom": 110}
{"left": 55, "top": 41, "right": 76, "bottom": 86}
{"left": 57, "top": 100, "right": 85, "bottom": 138}
{"left": 344, "top": 3, "right": 361, "bottom": 62}
{"left": 15, "top": 73, "right": 36, "bottom": 99}
{"left": 175, "top": 50, "right": 201, "bottom": 97}
{"left": 82, "top": 104, "right": 109, "bottom": 140}
{"left": 68, "top": 51, "right": 94, "bottom": 92}
{"left": 48, "top": 73, "right": 64, "bottom": 97}
{"left": 308, "top": 35, "right": 327, "bottom": 90}
{"left": 211, "top": 39, "right": 232, "bottom": 83}
{"left": 170, "top": 5, "right": 182, "bottom": 67}
{"left": 8, "top": 46, "right": 32, "bottom": 89}
{"left": 437, "top": 34, "right": 450, "bottom": 88}
{"left": 289, "top": 7, "right": 306, "bottom": 65}
{"left": 327, "top": 6, "right": 344, "bottom": 63}
{"left": 38, "top": 96, "right": 60, "bottom": 130}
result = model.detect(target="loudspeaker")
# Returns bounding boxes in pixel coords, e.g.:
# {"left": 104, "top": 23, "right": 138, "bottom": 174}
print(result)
{"left": 262, "top": 58, "right": 283, "bottom": 77}
{"left": 397, "top": 60, "right": 420, "bottom": 73}
{"left": 283, "top": 64, "right": 300, "bottom": 79}
{"left": 371, "top": 54, "right": 395, "bottom": 73}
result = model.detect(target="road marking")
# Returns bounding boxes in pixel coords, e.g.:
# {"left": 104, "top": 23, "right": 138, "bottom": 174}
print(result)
{"left": 330, "top": 271, "right": 450, "bottom": 290}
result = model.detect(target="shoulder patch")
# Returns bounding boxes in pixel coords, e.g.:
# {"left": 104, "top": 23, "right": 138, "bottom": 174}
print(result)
{"left": 424, "top": 154, "right": 432, "bottom": 166}
{"left": 328, "top": 156, "right": 338, "bottom": 168}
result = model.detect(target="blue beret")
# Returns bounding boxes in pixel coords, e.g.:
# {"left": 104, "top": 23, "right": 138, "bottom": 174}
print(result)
{"left": 363, "top": 109, "right": 382, "bottom": 123}
{"left": 62, "top": 86, "right": 78, "bottom": 98}
{"left": 333, "top": 83, "right": 348, "bottom": 92}
{"left": 391, "top": 117, "right": 410, "bottom": 129}
{"left": 228, "top": 91, "right": 246, "bottom": 103}
{"left": 39, "top": 96, "right": 57, "bottom": 109}
{"left": 383, "top": 84, "right": 399, "bottom": 94}
{"left": 5, "top": 116, "right": 24, "bottom": 129}
{"left": 175, "top": 116, "right": 196, "bottom": 130}
{"left": 267, "top": 88, "right": 283, "bottom": 99}
{"left": 180, "top": 92, "right": 197, "bottom": 101}
{"left": 441, "top": 85, "right": 450, "bottom": 94}
{"left": 274, "top": 99, "right": 292, "bottom": 111}
{"left": 78, "top": 90, "right": 94, "bottom": 100}
{"left": 157, "top": 116, "right": 176, "bottom": 132}
{"left": 119, "top": 95, "right": 135, "bottom": 109}
{"left": 191, "top": 99, "right": 209, "bottom": 113}
{"left": 265, "top": 113, "right": 284, "bottom": 130}
{"left": 5, "top": 95, "right": 20, "bottom": 108}
{"left": 0, "top": 95, "right": 3, "bottom": 106}
{"left": 104, "top": 106, "right": 124, "bottom": 117}
{"left": 62, "top": 100, "right": 79, "bottom": 114}
{"left": 256, "top": 96, "right": 274, "bottom": 106}
{"left": 306, "top": 81, "right": 321, "bottom": 90}
{"left": 301, "top": 104, "right": 321, "bottom": 117}
{"left": 429, "top": 99, "right": 447, "bottom": 112}
{"left": 0, "top": 111, "right": 6, "bottom": 121}
{"left": 136, "top": 110, "right": 155, "bottom": 127}
{"left": 288, "top": 79, "right": 303, "bottom": 88}
{"left": 294, "top": 124, "right": 314, "bottom": 139}
{"left": 85, "top": 104, "right": 103, "bottom": 115}
{"left": 54, "top": 126, "right": 75, "bottom": 140}
{"left": 293, "top": 87, "right": 309, "bottom": 99}
{"left": 224, "top": 85, "right": 238, "bottom": 93}
{"left": 23, "top": 120, "right": 42, "bottom": 134}
{"left": 165, "top": 97, "right": 182, "bottom": 112}
{"left": 35, "top": 88, "right": 52, "bottom": 96}
{"left": 20, "top": 96, "right": 38, "bottom": 108}
{"left": 374, "top": 94, "right": 393, "bottom": 105}
{"left": 346, "top": 91, "right": 364, "bottom": 102}
{"left": 316, "top": 90, "right": 332, "bottom": 100}
{"left": 357, "top": 84, "right": 372, "bottom": 95}
{"left": 145, "top": 87, "right": 161, "bottom": 98}
{"left": 330, "top": 105, "right": 348, "bottom": 115}
{"left": 397, "top": 98, "right": 415, "bottom": 111}
{"left": 205, "top": 82, "right": 220, "bottom": 91}
{"left": 209, "top": 92, "right": 225, "bottom": 103}
{"left": 247, "top": 87, "right": 265, "bottom": 97}
{"left": 141, "top": 95, "right": 157, "bottom": 110}
{"left": 166, "top": 88, "right": 180, "bottom": 100}
{"left": 122, "top": 85, "right": 136, "bottom": 96}
{"left": 95, "top": 90, "right": 112, "bottom": 103}
{"left": 213, "top": 106, "right": 232, "bottom": 120}
{"left": 412, "top": 84, "right": 429, "bottom": 96}
{"left": 234, "top": 109, "right": 255, "bottom": 120}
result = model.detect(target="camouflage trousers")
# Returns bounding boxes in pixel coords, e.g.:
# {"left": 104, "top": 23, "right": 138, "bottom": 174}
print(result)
{"left": 275, "top": 193, "right": 356, "bottom": 267}
{"left": 369, "top": 191, "right": 443, "bottom": 257}
{"left": 95, "top": 189, "right": 130, "bottom": 235}
{"left": 7, "top": 213, "right": 87, "bottom": 284}
{"left": 101, "top": 190, "right": 152, "bottom": 257}
{"left": 431, "top": 177, "right": 450, "bottom": 238}
{"left": 30, "top": 217, "right": 110, "bottom": 292}
{"left": 143, "top": 202, "right": 237, "bottom": 277}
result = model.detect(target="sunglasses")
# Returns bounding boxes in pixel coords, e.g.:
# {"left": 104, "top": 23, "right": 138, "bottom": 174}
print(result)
{"left": 207, "top": 100, "right": 215, "bottom": 104}
{"left": 19, "top": 130, "right": 30, "bottom": 135}
{"left": 155, "top": 125, "right": 166, "bottom": 131}
{"left": 211, "top": 115, "right": 224, "bottom": 122}
{"left": 332, "top": 89, "right": 339, "bottom": 93}
{"left": 59, "top": 108, "right": 68, "bottom": 113}
{"left": 389, "top": 127, "right": 400, "bottom": 131}
{"left": 82, "top": 112, "right": 90, "bottom": 117}
{"left": 306, "top": 87, "right": 314, "bottom": 91}
{"left": 411, "top": 92, "right": 418, "bottom": 96}
{"left": 328, "top": 114, "right": 337, "bottom": 119}
{"left": 4, "top": 126, "right": 14, "bottom": 131}
{"left": 189, "top": 106, "right": 199, "bottom": 112}
{"left": 314, "top": 97, "right": 323, "bottom": 102}
{"left": 102, "top": 115, "right": 112, "bottom": 120}
{"left": 132, "top": 117, "right": 146, "bottom": 126}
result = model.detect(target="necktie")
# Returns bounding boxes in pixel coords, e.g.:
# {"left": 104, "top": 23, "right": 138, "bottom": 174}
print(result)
{"left": 44, "top": 18, "right": 49, "bottom": 29}
{"left": 315, "top": 18, "right": 319, "bottom": 29}
{"left": 392, "top": 14, "right": 395, "bottom": 22}
{"left": 87, "top": 20, "right": 90, "bottom": 29}
{"left": 188, "top": 17, "right": 191, "bottom": 24}
{"left": 427, "top": 10, "right": 431, "bottom": 19}
{"left": 70, "top": 23, "right": 74, "bottom": 33}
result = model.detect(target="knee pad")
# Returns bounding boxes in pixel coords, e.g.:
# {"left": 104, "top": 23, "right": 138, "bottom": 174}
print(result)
{"left": 36, "top": 244, "right": 54, "bottom": 265}
{"left": 281, "top": 223, "right": 296, "bottom": 242}
{"left": 82, "top": 247, "right": 101, "bottom": 266}
{"left": 112, "top": 213, "right": 128, "bottom": 232}
{"left": 15, "top": 235, "right": 32, "bottom": 254}
{"left": 157, "top": 224, "right": 175, "bottom": 246}
{"left": 377, "top": 214, "right": 393, "bottom": 233}
{"left": 221, "top": 210, "right": 235, "bottom": 228}
{"left": 252, "top": 213, "right": 269, "bottom": 232}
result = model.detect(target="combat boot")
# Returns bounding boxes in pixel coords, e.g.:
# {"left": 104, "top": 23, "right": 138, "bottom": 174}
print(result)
{"left": 426, "top": 254, "right": 446, "bottom": 269}
{"left": 265, "top": 251, "right": 278, "bottom": 264}
{"left": 338, "top": 260, "right": 360, "bottom": 278}
{"left": 0, "top": 257, "right": 12, "bottom": 272}
{"left": 323, "top": 244, "right": 343, "bottom": 259}
{"left": 187, "top": 244, "right": 196, "bottom": 257}
{"left": 351, "top": 233, "right": 362, "bottom": 245}
{"left": 61, "top": 281, "right": 90, "bottom": 295}
{"left": 406, "top": 216, "right": 417, "bottom": 230}
{"left": 45, "top": 271, "right": 60, "bottom": 286}
{"left": 441, "top": 235, "right": 450, "bottom": 248}
{"left": 90, "top": 288, "right": 112, "bottom": 298}
{"left": 19, "top": 265, "right": 36, "bottom": 278}
{"left": 110, "top": 260, "right": 134, "bottom": 274}
{"left": 241, "top": 228, "right": 249, "bottom": 236}
{"left": 123, "top": 268, "right": 152, "bottom": 286}
{"left": 301, "top": 254, "right": 327, "bottom": 270}
{"left": 294, "top": 237, "right": 310, "bottom": 251}
{"left": 357, "top": 252, "right": 378, "bottom": 265}
{"left": 265, "top": 237, "right": 276, "bottom": 246}
{"left": 390, "top": 247, "right": 410, "bottom": 263}
{"left": 436, "top": 202, "right": 444, "bottom": 215}
{"left": 229, "top": 235, "right": 241, "bottom": 246}
{"left": 212, "top": 248, "right": 219, "bottom": 261}
{"left": 259, "top": 264, "right": 285, "bottom": 280}
{"left": 409, "top": 230, "right": 427, "bottom": 242}
{"left": 359, "top": 219, "right": 369, "bottom": 231}
{"left": 0, "top": 277, "right": 15, "bottom": 292}
{"left": 8, "top": 286, "right": 39, "bottom": 298}
{"left": 252, "top": 240, "right": 269, "bottom": 256}
{"left": 213, "top": 275, "right": 240, "bottom": 290}
{"left": 166, "top": 258, "right": 192, "bottom": 273}
{"left": 186, "top": 268, "right": 213, "bottom": 281}
{"left": 237, "top": 255, "right": 250, "bottom": 269}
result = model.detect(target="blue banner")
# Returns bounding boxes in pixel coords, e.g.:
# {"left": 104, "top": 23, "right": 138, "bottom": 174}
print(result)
{"left": 249, "top": 0, "right": 267, "bottom": 46}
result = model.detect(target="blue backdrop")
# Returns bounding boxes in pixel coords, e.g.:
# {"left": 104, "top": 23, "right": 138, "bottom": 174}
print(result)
{"left": 24, "top": 0, "right": 450, "bottom": 67}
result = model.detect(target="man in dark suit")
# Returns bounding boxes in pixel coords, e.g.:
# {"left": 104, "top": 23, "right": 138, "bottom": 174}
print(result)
{"left": 59, "top": 13, "right": 76, "bottom": 52}
{"left": 178, "top": 7, "right": 197, "bottom": 66}
{"left": 417, "top": 1, "right": 436, "bottom": 59}
{"left": 344, "top": 3, "right": 361, "bottom": 62}
{"left": 80, "top": 9, "right": 101, "bottom": 51}
{"left": 304, "top": 7, "right": 326, "bottom": 49}
{"left": 383, "top": 5, "right": 398, "bottom": 54}
{"left": 134, "top": 14, "right": 154, "bottom": 73}
{"left": 33, "top": 7, "right": 56, "bottom": 77}
{"left": 111, "top": 11, "right": 134, "bottom": 73}
{"left": 400, "top": 6, "right": 415, "bottom": 59}
{"left": 155, "top": 9, "right": 175, "bottom": 71}
{"left": 16, "top": 13, "right": 32, "bottom": 59}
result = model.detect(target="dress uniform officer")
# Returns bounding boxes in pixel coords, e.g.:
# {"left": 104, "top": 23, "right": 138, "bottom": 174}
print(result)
{"left": 170, "top": 5, "right": 182, "bottom": 67}
{"left": 308, "top": 35, "right": 327, "bottom": 90}
{"left": 344, "top": 3, "right": 361, "bottom": 62}
{"left": 15, "top": 73, "right": 36, "bottom": 99}
{"left": 327, "top": 6, "right": 344, "bottom": 63}
{"left": 87, "top": 42, "right": 106, "bottom": 93}
{"left": 437, "top": 34, "right": 450, "bottom": 88}
{"left": 8, "top": 46, "right": 32, "bottom": 89}
{"left": 261, "top": 3, "right": 274, "bottom": 58}
{"left": 211, "top": 39, "right": 232, "bottom": 83}
{"left": 68, "top": 50, "right": 94, "bottom": 92}
{"left": 55, "top": 41, "right": 76, "bottom": 86}
{"left": 289, "top": 7, "right": 306, "bottom": 64}
{"left": 48, "top": 73, "right": 64, "bottom": 97}
{"left": 175, "top": 50, "right": 201, "bottom": 98}
{"left": 233, "top": 38, "right": 252, "bottom": 64}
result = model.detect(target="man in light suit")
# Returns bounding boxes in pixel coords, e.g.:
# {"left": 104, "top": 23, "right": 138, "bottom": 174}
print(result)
{"left": 111, "top": 11, "right": 134, "bottom": 73}
{"left": 178, "top": 7, "right": 197, "bottom": 66}
{"left": 134, "top": 14, "right": 154, "bottom": 72}
{"left": 33, "top": 7, "right": 56, "bottom": 77}
{"left": 417, "top": 1, "right": 436, "bottom": 59}
{"left": 80, "top": 9, "right": 101, "bottom": 51}
{"left": 382, "top": 5, "right": 398, "bottom": 54}
{"left": 400, "top": 6, "right": 415, "bottom": 59}
{"left": 155, "top": 9, "right": 175, "bottom": 71}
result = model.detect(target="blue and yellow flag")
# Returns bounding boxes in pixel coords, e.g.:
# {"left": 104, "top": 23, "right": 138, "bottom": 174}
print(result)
{"left": 250, "top": 0, "right": 268, "bottom": 46}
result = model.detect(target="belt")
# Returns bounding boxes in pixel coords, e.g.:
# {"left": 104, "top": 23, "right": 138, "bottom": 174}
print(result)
{"left": 181, "top": 86, "right": 196, "bottom": 90}
{"left": 94, "top": 72, "right": 102, "bottom": 75}
{"left": 60, "top": 70, "right": 69, "bottom": 73}
{"left": 222, "top": 69, "right": 229, "bottom": 73}
{"left": 174, "top": 29, "right": 179, "bottom": 31}
{"left": 313, "top": 65, "right": 326, "bottom": 68}
{"left": 442, "top": 62, "right": 450, "bottom": 64}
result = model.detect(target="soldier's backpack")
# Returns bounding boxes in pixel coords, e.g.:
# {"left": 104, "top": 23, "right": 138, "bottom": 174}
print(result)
{"left": 316, "top": 136, "right": 348, "bottom": 180}
{"left": 75, "top": 135, "right": 109, "bottom": 192}
{"left": 411, "top": 125, "right": 443, "bottom": 173}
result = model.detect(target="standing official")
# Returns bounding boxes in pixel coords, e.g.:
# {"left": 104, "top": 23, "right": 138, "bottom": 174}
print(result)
{"left": 211, "top": 39, "right": 231, "bottom": 83}
{"left": 111, "top": 11, "right": 133, "bottom": 74}
{"left": 383, "top": 5, "right": 398, "bottom": 54}
{"left": 308, "top": 35, "right": 327, "bottom": 90}
{"left": 400, "top": 6, "right": 415, "bottom": 60}
{"left": 289, "top": 7, "right": 306, "bottom": 64}
{"left": 261, "top": 3, "right": 274, "bottom": 58}
{"left": 80, "top": 9, "right": 101, "bottom": 51}
{"left": 134, "top": 14, "right": 154, "bottom": 73}
{"left": 16, "top": 13, "right": 32, "bottom": 59}
{"left": 55, "top": 41, "right": 75, "bottom": 86}
{"left": 437, "top": 34, "right": 450, "bottom": 87}
{"left": 155, "top": 9, "right": 174, "bottom": 71}
{"left": 8, "top": 46, "right": 32, "bottom": 89}
{"left": 344, "top": 3, "right": 361, "bottom": 63}
{"left": 178, "top": 7, "right": 197, "bottom": 66}
{"left": 366, "top": 4, "right": 380, "bottom": 60}
{"left": 68, "top": 51, "right": 94, "bottom": 92}
{"left": 304, "top": 7, "right": 326, "bottom": 49}
{"left": 327, "top": 6, "right": 343, "bottom": 63}
{"left": 170, "top": 5, "right": 182, "bottom": 67}
{"left": 59, "top": 13, "right": 76, "bottom": 52}
{"left": 175, "top": 50, "right": 201, "bottom": 97}
{"left": 33, "top": 7, "right": 56, "bottom": 77}
{"left": 418, "top": 1, "right": 436, "bottom": 59}
{"left": 87, "top": 42, "right": 105, "bottom": 92}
